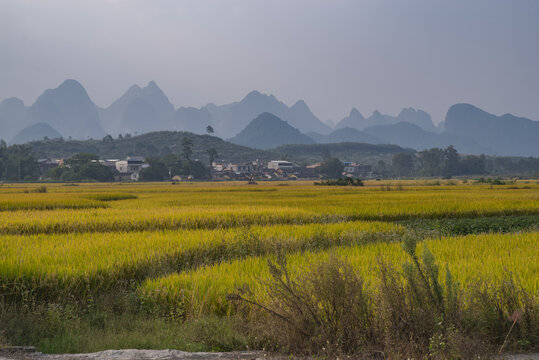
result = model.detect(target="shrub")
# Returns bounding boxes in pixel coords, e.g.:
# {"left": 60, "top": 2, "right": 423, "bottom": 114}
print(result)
{"left": 23, "top": 186, "right": 47, "bottom": 193}
{"left": 229, "top": 253, "right": 374, "bottom": 356}
{"left": 314, "top": 177, "right": 364, "bottom": 186}
{"left": 376, "top": 236, "right": 464, "bottom": 357}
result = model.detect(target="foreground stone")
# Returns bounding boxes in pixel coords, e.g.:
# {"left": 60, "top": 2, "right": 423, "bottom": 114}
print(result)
{"left": 0, "top": 348, "right": 266, "bottom": 360}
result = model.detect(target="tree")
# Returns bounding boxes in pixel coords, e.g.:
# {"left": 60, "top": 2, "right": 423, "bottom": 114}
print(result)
{"left": 139, "top": 158, "right": 169, "bottom": 181}
{"left": 207, "top": 147, "right": 218, "bottom": 180}
{"left": 78, "top": 162, "right": 114, "bottom": 182}
{"left": 321, "top": 147, "right": 331, "bottom": 161}
{"left": 319, "top": 157, "right": 344, "bottom": 179}
{"left": 44, "top": 153, "right": 113, "bottom": 182}
{"left": 460, "top": 154, "right": 486, "bottom": 175}
{"left": 0, "top": 144, "right": 39, "bottom": 181}
{"left": 181, "top": 137, "right": 193, "bottom": 162}
{"left": 418, "top": 148, "right": 444, "bottom": 176}
{"left": 377, "top": 160, "right": 387, "bottom": 178}
{"left": 206, "top": 125, "right": 214, "bottom": 135}
{"left": 65, "top": 153, "right": 99, "bottom": 171}
{"left": 181, "top": 160, "right": 210, "bottom": 180}
{"left": 162, "top": 154, "right": 183, "bottom": 176}
{"left": 102, "top": 134, "right": 114, "bottom": 144}
{"left": 443, "top": 145, "right": 459, "bottom": 177}
{"left": 417, "top": 146, "right": 460, "bottom": 177}
{"left": 392, "top": 153, "right": 414, "bottom": 177}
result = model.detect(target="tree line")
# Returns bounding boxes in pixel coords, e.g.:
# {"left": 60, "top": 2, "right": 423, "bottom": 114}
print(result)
{"left": 390, "top": 145, "right": 539, "bottom": 178}
{"left": 0, "top": 141, "right": 38, "bottom": 181}
{"left": 1, "top": 140, "right": 538, "bottom": 182}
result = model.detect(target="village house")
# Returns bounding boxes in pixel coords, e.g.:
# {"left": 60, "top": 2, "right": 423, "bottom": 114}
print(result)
{"left": 114, "top": 157, "right": 147, "bottom": 181}
{"left": 343, "top": 162, "right": 374, "bottom": 178}
{"left": 267, "top": 160, "right": 298, "bottom": 172}
{"left": 37, "top": 158, "right": 60, "bottom": 176}
{"left": 211, "top": 162, "right": 227, "bottom": 172}
{"left": 225, "top": 162, "right": 254, "bottom": 174}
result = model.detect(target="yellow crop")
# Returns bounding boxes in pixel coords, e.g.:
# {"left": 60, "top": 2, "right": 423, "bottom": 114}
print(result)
{"left": 140, "top": 231, "right": 539, "bottom": 318}
{"left": 0, "top": 221, "right": 403, "bottom": 300}
{"left": 0, "top": 182, "right": 537, "bottom": 235}
{"left": 0, "top": 180, "right": 537, "bottom": 320}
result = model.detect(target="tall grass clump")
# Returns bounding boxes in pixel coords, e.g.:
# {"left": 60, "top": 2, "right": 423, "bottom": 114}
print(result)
{"left": 228, "top": 254, "right": 375, "bottom": 356}
{"left": 376, "top": 235, "right": 466, "bottom": 357}
{"left": 228, "top": 235, "right": 538, "bottom": 358}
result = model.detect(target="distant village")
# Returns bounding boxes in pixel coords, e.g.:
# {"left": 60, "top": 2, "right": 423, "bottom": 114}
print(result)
{"left": 36, "top": 157, "right": 374, "bottom": 182}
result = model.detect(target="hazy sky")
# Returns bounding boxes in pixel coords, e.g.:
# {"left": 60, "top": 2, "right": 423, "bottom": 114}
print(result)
{"left": 1, "top": 0, "right": 538, "bottom": 125}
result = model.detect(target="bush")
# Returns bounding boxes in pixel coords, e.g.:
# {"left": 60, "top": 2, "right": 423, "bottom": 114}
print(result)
{"left": 377, "top": 236, "right": 465, "bottom": 357}
{"left": 476, "top": 177, "right": 508, "bottom": 185}
{"left": 229, "top": 254, "right": 373, "bottom": 355}
{"left": 314, "top": 177, "right": 364, "bottom": 186}
{"left": 23, "top": 186, "right": 47, "bottom": 193}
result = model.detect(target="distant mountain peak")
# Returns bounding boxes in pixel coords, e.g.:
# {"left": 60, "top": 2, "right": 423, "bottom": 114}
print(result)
{"left": 27, "top": 79, "right": 105, "bottom": 140}
{"left": 446, "top": 103, "right": 488, "bottom": 121}
{"left": 1, "top": 97, "right": 25, "bottom": 107}
{"left": 10, "top": 122, "right": 62, "bottom": 145}
{"left": 58, "top": 79, "right": 85, "bottom": 92}
{"left": 399, "top": 107, "right": 416, "bottom": 115}
{"left": 292, "top": 99, "right": 307, "bottom": 108}
{"left": 334, "top": 107, "right": 366, "bottom": 130}
{"left": 444, "top": 103, "right": 539, "bottom": 156}
{"left": 39, "top": 79, "right": 92, "bottom": 102}
{"left": 127, "top": 84, "right": 142, "bottom": 93}
{"left": 142, "top": 81, "right": 165, "bottom": 94}
{"left": 350, "top": 107, "right": 364, "bottom": 119}
{"left": 251, "top": 112, "right": 285, "bottom": 124}
{"left": 243, "top": 90, "right": 264, "bottom": 100}
{"left": 241, "top": 90, "right": 280, "bottom": 104}
{"left": 230, "top": 112, "right": 314, "bottom": 150}
{"left": 396, "top": 107, "right": 435, "bottom": 132}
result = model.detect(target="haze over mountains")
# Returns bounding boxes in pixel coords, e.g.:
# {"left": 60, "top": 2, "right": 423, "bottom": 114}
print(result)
{"left": 1, "top": 79, "right": 538, "bottom": 157}
{"left": 335, "top": 107, "right": 437, "bottom": 133}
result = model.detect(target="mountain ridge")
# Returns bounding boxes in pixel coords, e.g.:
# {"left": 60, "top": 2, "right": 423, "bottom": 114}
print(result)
{"left": 2, "top": 80, "right": 538, "bottom": 157}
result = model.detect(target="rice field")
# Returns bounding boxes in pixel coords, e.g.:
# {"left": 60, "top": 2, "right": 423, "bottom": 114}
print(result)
{"left": 0, "top": 180, "right": 538, "bottom": 352}
{"left": 0, "top": 182, "right": 537, "bottom": 235}
{"left": 0, "top": 221, "right": 404, "bottom": 300}
{"left": 139, "top": 231, "right": 538, "bottom": 318}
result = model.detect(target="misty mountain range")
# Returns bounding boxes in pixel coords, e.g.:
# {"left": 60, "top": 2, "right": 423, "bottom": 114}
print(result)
{"left": 1, "top": 79, "right": 538, "bottom": 157}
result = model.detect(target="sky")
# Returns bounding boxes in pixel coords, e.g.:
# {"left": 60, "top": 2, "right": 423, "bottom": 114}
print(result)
{"left": 1, "top": 0, "right": 538, "bottom": 125}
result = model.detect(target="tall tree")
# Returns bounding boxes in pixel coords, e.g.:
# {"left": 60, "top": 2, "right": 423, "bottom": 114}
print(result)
{"left": 181, "top": 137, "right": 193, "bottom": 162}
{"left": 392, "top": 153, "right": 414, "bottom": 177}
{"left": 319, "top": 157, "right": 344, "bottom": 179}
{"left": 139, "top": 157, "right": 169, "bottom": 181}
{"left": 207, "top": 147, "right": 218, "bottom": 180}
{"left": 206, "top": 125, "right": 214, "bottom": 135}
{"left": 443, "top": 145, "right": 459, "bottom": 176}
{"left": 102, "top": 134, "right": 114, "bottom": 144}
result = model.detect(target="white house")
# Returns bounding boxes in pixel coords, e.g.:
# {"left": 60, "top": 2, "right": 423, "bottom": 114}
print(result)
{"left": 267, "top": 160, "right": 297, "bottom": 171}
